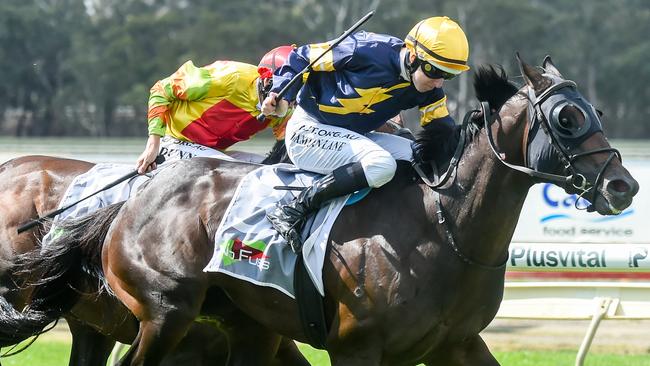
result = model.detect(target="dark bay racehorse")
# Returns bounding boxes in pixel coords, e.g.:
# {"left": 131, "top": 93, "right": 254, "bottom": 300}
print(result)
{"left": 2, "top": 55, "right": 639, "bottom": 365}
{"left": 0, "top": 144, "right": 305, "bottom": 365}
{"left": 0, "top": 156, "right": 123, "bottom": 364}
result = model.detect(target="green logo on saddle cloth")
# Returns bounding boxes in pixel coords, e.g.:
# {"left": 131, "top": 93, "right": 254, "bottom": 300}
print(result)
{"left": 219, "top": 237, "right": 270, "bottom": 269}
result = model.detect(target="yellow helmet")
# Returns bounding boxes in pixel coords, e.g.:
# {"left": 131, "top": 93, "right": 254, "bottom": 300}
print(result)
{"left": 405, "top": 16, "right": 470, "bottom": 74}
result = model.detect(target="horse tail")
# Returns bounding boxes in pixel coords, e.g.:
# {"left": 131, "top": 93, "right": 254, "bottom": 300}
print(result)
{"left": 0, "top": 202, "right": 125, "bottom": 347}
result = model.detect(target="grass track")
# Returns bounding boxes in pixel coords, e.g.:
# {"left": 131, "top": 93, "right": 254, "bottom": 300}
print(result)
{"left": 2, "top": 340, "right": 649, "bottom": 366}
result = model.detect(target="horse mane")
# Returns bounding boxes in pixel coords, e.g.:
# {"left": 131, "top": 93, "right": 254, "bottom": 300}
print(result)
{"left": 261, "top": 139, "right": 290, "bottom": 164}
{"left": 414, "top": 65, "right": 519, "bottom": 166}
{"left": 473, "top": 65, "right": 519, "bottom": 109}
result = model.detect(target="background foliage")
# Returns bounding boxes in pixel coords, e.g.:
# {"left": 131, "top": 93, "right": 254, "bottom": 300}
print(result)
{"left": 1, "top": 0, "right": 648, "bottom": 138}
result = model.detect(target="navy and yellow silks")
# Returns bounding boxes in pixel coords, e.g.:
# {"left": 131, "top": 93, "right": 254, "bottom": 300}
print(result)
{"left": 271, "top": 31, "right": 454, "bottom": 134}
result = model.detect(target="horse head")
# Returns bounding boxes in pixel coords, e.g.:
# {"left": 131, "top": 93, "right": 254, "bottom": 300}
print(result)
{"left": 414, "top": 55, "right": 640, "bottom": 270}
{"left": 484, "top": 54, "right": 638, "bottom": 215}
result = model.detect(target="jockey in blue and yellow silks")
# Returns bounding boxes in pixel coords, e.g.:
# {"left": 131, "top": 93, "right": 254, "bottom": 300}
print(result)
{"left": 261, "top": 16, "right": 470, "bottom": 252}
{"left": 273, "top": 32, "right": 456, "bottom": 133}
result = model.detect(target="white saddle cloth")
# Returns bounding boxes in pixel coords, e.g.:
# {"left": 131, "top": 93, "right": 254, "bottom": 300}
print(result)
{"left": 203, "top": 164, "right": 349, "bottom": 298}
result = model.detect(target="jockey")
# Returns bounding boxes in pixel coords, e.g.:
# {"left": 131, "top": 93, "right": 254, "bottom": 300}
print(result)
{"left": 136, "top": 45, "right": 295, "bottom": 174}
{"left": 261, "top": 17, "right": 470, "bottom": 250}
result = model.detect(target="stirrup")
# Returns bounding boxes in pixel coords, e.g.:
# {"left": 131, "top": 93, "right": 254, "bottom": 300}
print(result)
{"left": 285, "top": 219, "right": 306, "bottom": 253}
{"left": 288, "top": 235, "right": 303, "bottom": 253}
{"left": 267, "top": 211, "right": 305, "bottom": 253}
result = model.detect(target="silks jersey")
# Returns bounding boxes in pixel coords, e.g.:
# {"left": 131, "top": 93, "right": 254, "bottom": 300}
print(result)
{"left": 147, "top": 60, "right": 287, "bottom": 150}
{"left": 271, "top": 31, "right": 454, "bottom": 134}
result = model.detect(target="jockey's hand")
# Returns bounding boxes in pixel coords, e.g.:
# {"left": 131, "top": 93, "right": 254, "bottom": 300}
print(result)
{"left": 412, "top": 142, "right": 427, "bottom": 165}
{"left": 136, "top": 135, "right": 161, "bottom": 174}
{"left": 262, "top": 93, "right": 289, "bottom": 117}
{"left": 470, "top": 109, "right": 484, "bottom": 121}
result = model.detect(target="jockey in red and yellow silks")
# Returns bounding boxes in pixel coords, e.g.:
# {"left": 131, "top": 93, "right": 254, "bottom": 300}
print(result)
{"left": 136, "top": 45, "right": 295, "bottom": 174}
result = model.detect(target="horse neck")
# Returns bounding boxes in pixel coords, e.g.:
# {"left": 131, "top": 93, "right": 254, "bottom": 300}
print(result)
{"left": 434, "top": 101, "right": 533, "bottom": 266}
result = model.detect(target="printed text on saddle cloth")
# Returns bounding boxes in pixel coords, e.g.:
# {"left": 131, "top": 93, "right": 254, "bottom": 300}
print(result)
{"left": 158, "top": 136, "right": 265, "bottom": 163}
{"left": 285, "top": 107, "right": 413, "bottom": 188}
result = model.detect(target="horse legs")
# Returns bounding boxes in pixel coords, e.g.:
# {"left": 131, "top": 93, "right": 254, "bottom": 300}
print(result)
{"left": 425, "top": 335, "right": 500, "bottom": 366}
{"left": 66, "top": 318, "right": 115, "bottom": 366}
{"left": 115, "top": 328, "right": 140, "bottom": 366}
{"left": 200, "top": 287, "right": 309, "bottom": 366}
{"left": 120, "top": 307, "right": 197, "bottom": 366}
{"left": 327, "top": 338, "right": 383, "bottom": 366}
{"left": 272, "top": 338, "right": 311, "bottom": 366}
{"left": 162, "top": 321, "right": 229, "bottom": 364}
{"left": 222, "top": 308, "right": 283, "bottom": 366}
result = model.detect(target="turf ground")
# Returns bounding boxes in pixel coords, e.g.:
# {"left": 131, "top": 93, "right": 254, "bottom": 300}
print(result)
{"left": 2, "top": 339, "right": 650, "bottom": 366}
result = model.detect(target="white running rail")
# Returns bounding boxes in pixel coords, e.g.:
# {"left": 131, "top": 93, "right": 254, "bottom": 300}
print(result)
{"left": 499, "top": 243, "right": 650, "bottom": 366}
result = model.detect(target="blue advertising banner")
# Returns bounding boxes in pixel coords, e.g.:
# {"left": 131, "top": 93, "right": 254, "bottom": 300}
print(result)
{"left": 512, "top": 161, "right": 649, "bottom": 244}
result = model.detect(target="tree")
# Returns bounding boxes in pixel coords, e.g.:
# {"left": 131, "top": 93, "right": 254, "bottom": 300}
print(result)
{"left": 1, "top": 0, "right": 648, "bottom": 138}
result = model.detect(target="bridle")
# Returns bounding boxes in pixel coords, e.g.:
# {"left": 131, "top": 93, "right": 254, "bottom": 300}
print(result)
{"left": 412, "top": 111, "right": 508, "bottom": 270}
{"left": 484, "top": 77, "right": 621, "bottom": 211}
{"left": 412, "top": 74, "right": 621, "bottom": 269}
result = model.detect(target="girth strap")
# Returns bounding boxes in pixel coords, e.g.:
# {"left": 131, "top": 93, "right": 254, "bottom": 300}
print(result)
{"left": 294, "top": 254, "right": 328, "bottom": 349}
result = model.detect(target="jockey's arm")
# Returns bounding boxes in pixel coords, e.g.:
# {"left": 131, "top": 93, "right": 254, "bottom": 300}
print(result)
{"left": 262, "top": 41, "right": 356, "bottom": 116}
{"left": 419, "top": 89, "right": 456, "bottom": 130}
{"left": 374, "top": 114, "right": 403, "bottom": 134}
{"left": 136, "top": 134, "right": 161, "bottom": 174}
{"left": 271, "top": 112, "right": 293, "bottom": 141}
{"left": 140, "top": 60, "right": 220, "bottom": 173}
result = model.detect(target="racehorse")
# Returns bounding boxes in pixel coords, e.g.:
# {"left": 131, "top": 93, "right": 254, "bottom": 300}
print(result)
{"left": 0, "top": 143, "right": 306, "bottom": 365}
{"left": 2, "top": 55, "right": 639, "bottom": 365}
{"left": 0, "top": 155, "right": 120, "bottom": 364}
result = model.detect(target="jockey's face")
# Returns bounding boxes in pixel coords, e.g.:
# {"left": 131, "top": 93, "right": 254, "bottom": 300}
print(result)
{"left": 258, "top": 78, "right": 273, "bottom": 102}
{"left": 409, "top": 53, "right": 444, "bottom": 92}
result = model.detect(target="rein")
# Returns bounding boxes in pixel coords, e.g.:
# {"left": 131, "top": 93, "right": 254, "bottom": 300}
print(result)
{"left": 413, "top": 77, "right": 620, "bottom": 270}
{"left": 483, "top": 100, "right": 571, "bottom": 186}
{"left": 483, "top": 79, "right": 621, "bottom": 211}
{"left": 413, "top": 111, "right": 508, "bottom": 270}
{"left": 428, "top": 162, "right": 508, "bottom": 270}
{"left": 412, "top": 110, "right": 472, "bottom": 189}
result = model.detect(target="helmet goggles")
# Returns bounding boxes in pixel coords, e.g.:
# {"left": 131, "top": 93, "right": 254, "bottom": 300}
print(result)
{"left": 420, "top": 61, "right": 457, "bottom": 80}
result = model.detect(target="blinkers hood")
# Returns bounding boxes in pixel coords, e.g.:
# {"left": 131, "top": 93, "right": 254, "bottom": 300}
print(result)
{"left": 526, "top": 78, "right": 603, "bottom": 175}
{"left": 483, "top": 60, "right": 622, "bottom": 211}
{"left": 526, "top": 119, "right": 563, "bottom": 174}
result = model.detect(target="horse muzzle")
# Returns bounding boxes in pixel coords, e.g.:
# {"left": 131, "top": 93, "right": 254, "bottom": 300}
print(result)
{"left": 591, "top": 171, "right": 639, "bottom": 215}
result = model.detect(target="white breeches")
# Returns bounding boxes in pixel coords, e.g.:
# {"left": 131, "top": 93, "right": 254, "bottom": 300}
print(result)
{"left": 284, "top": 107, "right": 413, "bottom": 187}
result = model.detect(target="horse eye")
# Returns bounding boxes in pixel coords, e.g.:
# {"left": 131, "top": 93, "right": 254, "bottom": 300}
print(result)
{"left": 557, "top": 106, "right": 583, "bottom": 130}
{"left": 559, "top": 117, "right": 570, "bottom": 128}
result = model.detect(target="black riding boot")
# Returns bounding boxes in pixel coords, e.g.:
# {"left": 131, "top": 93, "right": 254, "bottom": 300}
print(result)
{"left": 266, "top": 162, "right": 369, "bottom": 253}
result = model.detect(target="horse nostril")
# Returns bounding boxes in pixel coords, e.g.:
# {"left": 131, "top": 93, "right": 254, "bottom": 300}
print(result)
{"left": 607, "top": 179, "right": 631, "bottom": 195}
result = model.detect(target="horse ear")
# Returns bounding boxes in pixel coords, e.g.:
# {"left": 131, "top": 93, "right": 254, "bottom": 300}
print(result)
{"left": 516, "top": 52, "right": 549, "bottom": 95}
{"left": 542, "top": 55, "right": 564, "bottom": 78}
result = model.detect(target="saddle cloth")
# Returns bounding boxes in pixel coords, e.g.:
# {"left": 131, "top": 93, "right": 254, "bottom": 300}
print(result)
{"left": 203, "top": 164, "right": 350, "bottom": 298}
{"left": 41, "top": 163, "right": 151, "bottom": 247}
{"left": 159, "top": 135, "right": 265, "bottom": 163}
{"left": 40, "top": 148, "right": 255, "bottom": 248}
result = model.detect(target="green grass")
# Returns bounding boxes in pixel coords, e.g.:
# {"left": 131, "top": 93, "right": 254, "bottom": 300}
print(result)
{"left": 2, "top": 340, "right": 648, "bottom": 366}
{"left": 1, "top": 341, "right": 70, "bottom": 366}
{"left": 493, "top": 350, "right": 650, "bottom": 366}
{"left": 298, "top": 343, "right": 332, "bottom": 364}
{"left": 297, "top": 344, "right": 650, "bottom": 366}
